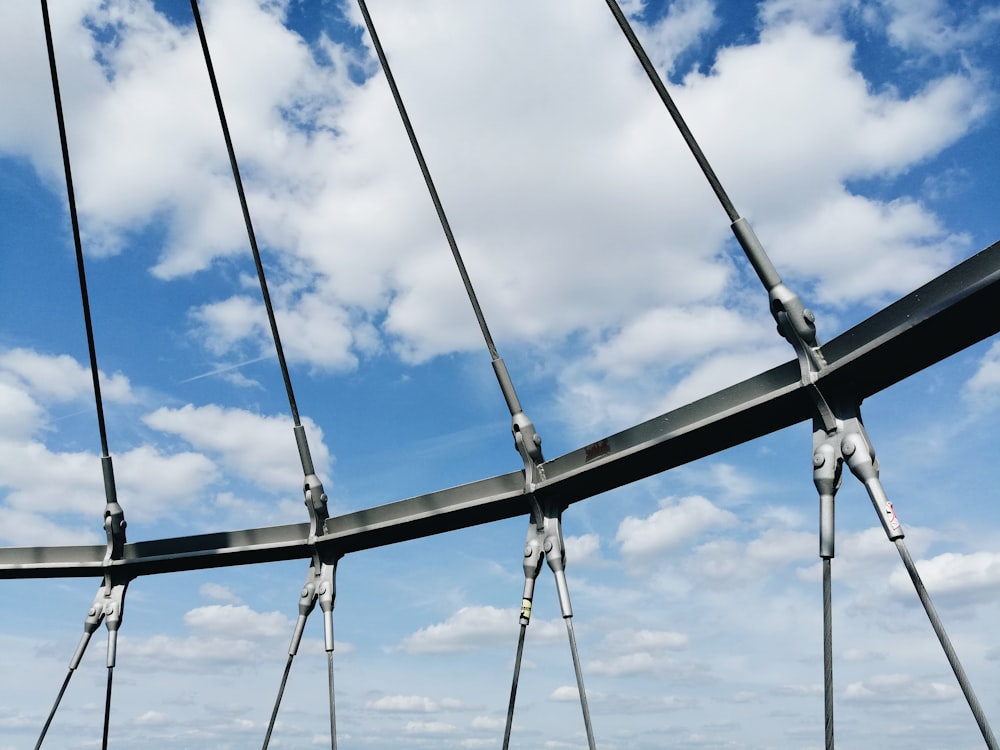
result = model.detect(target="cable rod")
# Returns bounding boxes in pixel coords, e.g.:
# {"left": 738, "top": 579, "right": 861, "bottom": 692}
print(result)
{"left": 501, "top": 623, "right": 528, "bottom": 749}
{"left": 40, "top": 0, "right": 113, "bottom": 459}
{"left": 101, "top": 667, "right": 114, "bottom": 750}
{"left": 355, "top": 0, "right": 501, "bottom": 362}
{"left": 894, "top": 538, "right": 998, "bottom": 748}
{"left": 822, "top": 558, "right": 834, "bottom": 750}
{"left": 190, "top": 0, "right": 304, "bottom": 428}
{"left": 34, "top": 669, "right": 73, "bottom": 749}
{"left": 261, "top": 653, "right": 294, "bottom": 749}
{"left": 603, "top": 0, "right": 739, "bottom": 222}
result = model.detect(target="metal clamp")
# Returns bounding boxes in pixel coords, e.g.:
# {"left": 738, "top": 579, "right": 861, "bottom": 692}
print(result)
{"left": 70, "top": 579, "right": 129, "bottom": 670}
{"left": 289, "top": 555, "right": 339, "bottom": 656}
{"left": 811, "top": 406, "right": 904, "bottom": 552}
{"left": 519, "top": 495, "right": 572, "bottom": 623}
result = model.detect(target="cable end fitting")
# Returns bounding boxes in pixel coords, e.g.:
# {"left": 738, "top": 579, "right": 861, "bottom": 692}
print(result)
{"left": 303, "top": 474, "right": 330, "bottom": 540}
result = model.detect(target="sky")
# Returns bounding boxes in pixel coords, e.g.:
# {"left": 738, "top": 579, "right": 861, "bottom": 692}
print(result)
{"left": 1, "top": 0, "right": 999, "bottom": 748}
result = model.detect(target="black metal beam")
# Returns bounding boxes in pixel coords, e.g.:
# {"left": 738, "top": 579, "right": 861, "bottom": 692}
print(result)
{"left": 1, "top": 240, "right": 997, "bottom": 580}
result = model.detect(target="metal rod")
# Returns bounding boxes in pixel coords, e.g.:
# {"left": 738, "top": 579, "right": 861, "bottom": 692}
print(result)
{"left": 602, "top": 0, "right": 739, "bottom": 222}
{"left": 261, "top": 654, "right": 295, "bottom": 749}
{"left": 822, "top": 558, "right": 834, "bottom": 750}
{"left": 894, "top": 539, "right": 998, "bottom": 749}
{"left": 102, "top": 667, "right": 114, "bottom": 750}
{"left": 327, "top": 650, "right": 338, "bottom": 750}
{"left": 565, "top": 617, "right": 597, "bottom": 750}
{"left": 502, "top": 623, "right": 528, "bottom": 750}
{"left": 189, "top": 0, "right": 303, "bottom": 428}
{"left": 35, "top": 669, "right": 73, "bottom": 749}
{"left": 39, "top": 0, "right": 113, "bottom": 459}
{"left": 355, "top": 0, "right": 502, "bottom": 362}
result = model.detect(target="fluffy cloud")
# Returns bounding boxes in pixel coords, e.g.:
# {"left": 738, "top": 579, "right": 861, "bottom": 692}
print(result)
{"left": 963, "top": 340, "right": 1000, "bottom": 410}
{"left": 616, "top": 495, "right": 738, "bottom": 560}
{"left": 365, "top": 695, "right": 464, "bottom": 713}
{"left": 143, "top": 403, "right": 330, "bottom": 491}
{"left": 396, "top": 605, "right": 561, "bottom": 654}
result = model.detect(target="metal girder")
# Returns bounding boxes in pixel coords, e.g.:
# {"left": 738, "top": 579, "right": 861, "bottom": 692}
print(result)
{"left": 1, "top": 240, "right": 998, "bottom": 580}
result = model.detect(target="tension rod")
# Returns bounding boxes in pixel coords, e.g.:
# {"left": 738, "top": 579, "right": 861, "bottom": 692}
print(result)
{"left": 38, "top": 2, "right": 131, "bottom": 747}
{"left": 504, "top": 500, "right": 597, "bottom": 750}
{"left": 603, "top": 0, "right": 832, "bottom": 432}
{"left": 356, "top": 0, "right": 540, "bottom": 428}
{"left": 189, "top": 0, "right": 329, "bottom": 525}
{"left": 261, "top": 559, "right": 338, "bottom": 749}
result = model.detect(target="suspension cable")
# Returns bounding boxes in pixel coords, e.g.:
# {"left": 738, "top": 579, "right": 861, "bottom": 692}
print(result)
{"left": 102, "top": 667, "right": 114, "bottom": 750}
{"left": 894, "top": 539, "right": 998, "bottom": 748}
{"left": 822, "top": 557, "right": 834, "bottom": 750}
{"left": 39, "top": 0, "right": 112, "bottom": 457}
{"left": 189, "top": 0, "right": 305, "bottom": 429}
{"left": 261, "top": 654, "right": 294, "bottom": 750}
{"left": 34, "top": 670, "right": 72, "bottom": 750}
{"left": 603, "top": 0, "right": 738, "bottom": 222}
{"left": 355, "top": 0, "right": 501, "bottom": 361}
{"left": 501, "top": 622, "right": 528, "bottom": 749}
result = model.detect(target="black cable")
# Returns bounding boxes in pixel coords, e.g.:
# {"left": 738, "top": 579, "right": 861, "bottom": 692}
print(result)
{"left": 189, "top": 0, "right": 304, "bottom": 427}
{"left": 102, "top": 667, "right": 114, "bottom": 750}
{"left": 261, "top": 654, "right": 295, "bottom": 749}
{"left": 40, "top": 0, "right": 112, "bottom": 458}
{"left": 501, "top": 623, "right": 527, "bottom": 750}
{"left": 34, "top": 669, "right": 73, "bottom": 749}
{"left": 327, "top": 651, "right": 338, "bottom": 750}
{"left": 822, "top": 558, "right": 834, "bottom": 750}
{"left": 894, "top": 539, "right": 998, "bottom": 749}
{"left": 603, "top": 0, "right": 740, "bottom": 222}
{"left": 356, "top": 0, "right": 500, "bottom": 361}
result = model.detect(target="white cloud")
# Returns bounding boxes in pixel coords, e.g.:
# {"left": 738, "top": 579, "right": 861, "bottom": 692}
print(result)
{"left": 365, "top": 694, "right": 465, "bottom": 714}
{"left": 616, "top": 495, "right": 738, "bottom": 560}
{"left": 889, "top": 551, "right": 1000, "bottom": 599}
{"left": 0, "top": 349, "right": 135, "bottom": 441}
{"left": 565, "top": 533, "right": 601, "bottom": 566}
{"left": 198, "top": 583, "right": 243, "bottom": 604}
{"left": 842, "top": 673, "right": 960, "bottom": 702}
{"left": 604, "top": 629, "right": 689, "bottom": 652}
{"left": 0, "top": 438, "right": 216, "bottom": 538}
{"left": 2, "top": 1, "right": 990, "bottom": 434}
{"left": 403, "top": 720, "right": 456, "bottom": 734}
{"left": 183, "top": 604, "right": 290, "bottom": 638}
{"left": 143, "top": 403, "right": 330, "bottom": 491}
{"left": 471, "top": 715, "right": 504, "bottom": 730}
{"left": 963, "top": 340, "right": 1000, "bottom": 410}
{"left": 876, "top": 0, "right": 1000, "bottom": 56}
{"left": 396, "top": 605, "right": 561, "bottom": 654}
{"left": 135, "top": 710, "right": 171, "bottom": 727}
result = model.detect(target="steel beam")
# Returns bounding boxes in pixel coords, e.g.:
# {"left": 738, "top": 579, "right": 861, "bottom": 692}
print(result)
{"left": 1, "top": 240, "right": 997, "bottom": 580}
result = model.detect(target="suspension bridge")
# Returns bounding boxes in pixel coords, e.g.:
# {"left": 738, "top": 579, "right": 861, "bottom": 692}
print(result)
{"left": 2, "top": 2, "right": 998, "bottom": 748}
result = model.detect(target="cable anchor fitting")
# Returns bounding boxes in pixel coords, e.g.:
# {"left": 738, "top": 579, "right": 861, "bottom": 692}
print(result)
{"left": 519, "top": 496, "right": 573, "bottom": 623}
{"left": 289, "top": 555, "right": 339, "bottom": 656}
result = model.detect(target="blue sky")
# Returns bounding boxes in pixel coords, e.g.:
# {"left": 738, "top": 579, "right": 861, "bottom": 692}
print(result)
{"left": 2, "top": 0, "right": 1000, "bottom": 748}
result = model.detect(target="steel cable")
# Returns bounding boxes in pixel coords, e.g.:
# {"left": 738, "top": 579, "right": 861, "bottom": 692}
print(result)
{"left": 565, "top": 617, "right": 597, "bottom": 750}
{"left": 261, "top": 654, "right": 295, "bottom": 750}
{"left": 894, "top": 539, "right": 998, "bottom": 749}
{"left": 102, "top": 667, "right": 114, "bottom": 750}
{"left": 327, "top": 651, "right": 338, "bottom": 750}
{"left": 602, "top": 0, "right": 739, "bottom": 222}
{"left": 34, "top": 669, "right": 73, "bottom": 749}
{"left": 39, "top": 0, "right": 113, "bottom": 458}
{"left": 355, "top": 0, "right": 501, "bottom": 362}
{"left": 189, "top": 0, "right": 305, "bottom": 428}
{"left": 822, "top": 558, "right": 834, "bottom": 750}
{"left": 501, "top": 623, "right": 528, "bottom": 750}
